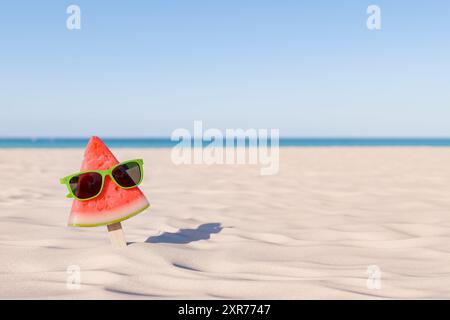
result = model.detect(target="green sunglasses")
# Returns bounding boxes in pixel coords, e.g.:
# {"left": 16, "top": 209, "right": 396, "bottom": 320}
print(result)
{"left": 60, "top": 159, "right": 144, "bottom": 201}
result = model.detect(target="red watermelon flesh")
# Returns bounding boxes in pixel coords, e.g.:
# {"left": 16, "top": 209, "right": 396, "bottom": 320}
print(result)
{"left": 68, "top": 136, "right": 150, "bottom": 227}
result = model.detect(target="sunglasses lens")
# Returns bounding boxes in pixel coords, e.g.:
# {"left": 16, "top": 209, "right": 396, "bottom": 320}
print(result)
{"left": 69, "top": 172, "right": 103, "bottom": 200}
{"left": 112, "top": 161, "right": 142, "bottom": 188}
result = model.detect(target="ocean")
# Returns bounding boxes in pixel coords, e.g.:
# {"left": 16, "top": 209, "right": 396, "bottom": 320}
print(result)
{"left": 1, "top": 138, "right": 450, "bottom": 148}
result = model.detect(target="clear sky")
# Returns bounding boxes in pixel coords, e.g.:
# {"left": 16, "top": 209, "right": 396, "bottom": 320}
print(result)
{"left": 0, "top": 1, "right": 449, "bottom": 137}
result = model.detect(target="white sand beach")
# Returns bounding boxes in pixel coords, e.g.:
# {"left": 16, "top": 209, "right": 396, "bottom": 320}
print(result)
{"left": 1, "top": 147, "right": 450, "bottom": 299}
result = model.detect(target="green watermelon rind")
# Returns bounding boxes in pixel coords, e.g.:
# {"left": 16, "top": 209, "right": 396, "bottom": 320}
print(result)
{"left": 68, "top": 203, "right": 150, "bottom": 228}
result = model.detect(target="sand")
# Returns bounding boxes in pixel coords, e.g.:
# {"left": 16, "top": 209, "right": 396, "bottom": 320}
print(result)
{"left": 1, "top": 147, "right": 450, "bottom": 299}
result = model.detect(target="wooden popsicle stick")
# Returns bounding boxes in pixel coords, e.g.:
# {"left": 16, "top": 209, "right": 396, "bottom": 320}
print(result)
{"left": 107, "top": 222, "right": 127, "bottom": 248}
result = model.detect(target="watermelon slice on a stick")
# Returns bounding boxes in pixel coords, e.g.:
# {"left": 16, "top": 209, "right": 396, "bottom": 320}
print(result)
{"left": 67, "top": 136, "right": 150, "bottom": 247}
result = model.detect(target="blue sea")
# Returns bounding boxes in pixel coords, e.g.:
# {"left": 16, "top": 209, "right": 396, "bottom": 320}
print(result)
{"left": 1, "top": 138, "right": 450, "bottom": 148}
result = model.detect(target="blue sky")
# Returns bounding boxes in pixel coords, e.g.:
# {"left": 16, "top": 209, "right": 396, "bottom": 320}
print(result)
{"left": 0, "top": 1, "right": 449, "bottom": 137}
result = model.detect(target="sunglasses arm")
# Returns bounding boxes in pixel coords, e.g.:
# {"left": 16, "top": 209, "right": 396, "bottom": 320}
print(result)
{"left": 60, "top": 178, "right": 75, "bottom": 198}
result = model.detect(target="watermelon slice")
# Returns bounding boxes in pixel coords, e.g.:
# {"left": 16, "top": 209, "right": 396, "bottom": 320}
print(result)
{"left": 68, "top": 136, "right": 150, "bottom": 227}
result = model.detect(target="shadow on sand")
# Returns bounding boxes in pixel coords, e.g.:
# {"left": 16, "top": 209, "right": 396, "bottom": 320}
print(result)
{"left": 145, "top": 223, "right": 222, "bottom": 244}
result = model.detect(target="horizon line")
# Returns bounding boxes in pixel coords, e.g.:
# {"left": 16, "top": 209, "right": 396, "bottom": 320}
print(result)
{"left": 2, "top": 136, "right": 450, "bottom": 140}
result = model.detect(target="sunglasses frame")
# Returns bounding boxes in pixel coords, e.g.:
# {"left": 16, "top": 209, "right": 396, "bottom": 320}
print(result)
{"left": 60, "top": 159, "right": 144, "bottom": 201}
